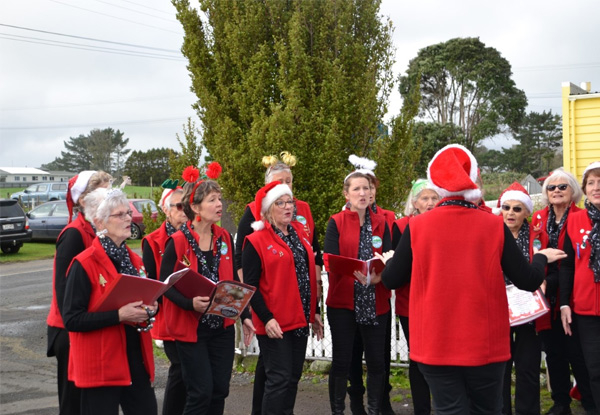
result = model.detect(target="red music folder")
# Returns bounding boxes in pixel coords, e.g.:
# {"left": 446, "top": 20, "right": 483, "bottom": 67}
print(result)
{"left": 90, "top": 268, "right": 189, "bottom": 312}
{"left": 323, "top": 253, "right": 385, "bottom": 284}
{"left": 172, "top": 262, "right": 256, "bottom": 320}
{"left": 506, "top": 285, "right": 550, "bottom": 326}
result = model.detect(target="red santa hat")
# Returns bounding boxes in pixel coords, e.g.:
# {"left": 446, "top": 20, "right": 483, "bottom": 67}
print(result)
{"left": 66, "top": 170, "right": 96, "bottom": 223}
{"left": 497, "top": 181, "right": 533, "bottom": 214}
{"left": 251, "top": 181, "right": 293, "bottom": 231}
{"left": 427, "top": 144, "right": 482, "bottom": 203}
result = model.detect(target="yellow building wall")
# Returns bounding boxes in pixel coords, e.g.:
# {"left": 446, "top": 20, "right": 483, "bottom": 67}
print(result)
{"left": 562, "top": 82, "right": 600, "bottom": 183}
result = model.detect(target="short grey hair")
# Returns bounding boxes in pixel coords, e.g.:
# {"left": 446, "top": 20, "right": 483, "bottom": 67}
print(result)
{"left": 540, "top": 168, "right": 583, "bottom": 207}
{"left": 265, "top": 162, "right": 293, "bottom": 184}
{"left": 83, "top": 188, "right": 129, "bottom": 224}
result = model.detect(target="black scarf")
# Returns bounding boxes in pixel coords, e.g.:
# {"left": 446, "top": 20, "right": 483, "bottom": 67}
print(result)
{"left": 585, "top": 200, "right": 600, "bottom": 283}
{"left": 547, "top": 205, "right": 569, "bottom": 249}
{"left": 99, "top": 236, "right": 138, "bottom": 276}
{"left": 181, "top": 222, "right": 223, "bottom": 328}
{"left": 165, "top": 221, "right": 177, "bottom": 236}
{"left": 438, "top": 198, "right": 479, "bottom": 210}
{"left": 355, "top": 210, "right": 377, "bottom": 325}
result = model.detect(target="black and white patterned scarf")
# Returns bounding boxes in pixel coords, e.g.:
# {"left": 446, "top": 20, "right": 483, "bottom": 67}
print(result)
{"left": 438, "top": 198, "right": 479, "bottom": 210}
{"left": 547, "top": 205, "right": 569, "bottom": 249}
{"left": 181, "top": 223, "right": 223, "bottom": 328}
{"left": 165, "top": 220, "right": 177, "bottom": 236}
{"left": 585, "top": 199, "right": 600, "bottom": 283}
{"left": 99, "top": 236, "right": 138, "bottom": 276}
{"left": 273, "top": 225, "right": 311, "bottom": 337}
{"left": 355, "top": 210, "right": 377, "bottom": 325}
{"left": 503, "top": 221, "right": 530, "bottom": 286}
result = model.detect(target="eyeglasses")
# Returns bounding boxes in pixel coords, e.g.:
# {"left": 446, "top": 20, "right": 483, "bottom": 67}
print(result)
{"left": 274, "top": 200, "right": 295, "bottom": 208}
{"left": 501, "top": 205, "right": 523, "bottom": 213}
{"left": 547, "top": 184, "right": 569, "bottom": 192}
{"left": 109, "top": 210, "right": 133, "bottom": 220}
{"left": 170, "top": 202, "right": 184, "bottom": 211}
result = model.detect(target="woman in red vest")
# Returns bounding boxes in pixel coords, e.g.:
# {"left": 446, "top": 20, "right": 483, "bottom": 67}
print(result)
{"left": 378, "top": 144, "right": 565, "bottom": 415}
{"left": 159, "top": 164, "right": 254, "bottom": 415}
{"left": 324, "top": 169, "right": 392, "bottom": 415}
{"left": 560, "top": 161, "right": 600, "bottom": 411}
{"left": 533, "top": 168, "right": 597, "bottom": 415}
{"left": 63, "top": 188, "right": 158, "bottom": 415}
{"left": 234, "top": 151, "right": 324, "bottom": 415}
{"left": 242, "top": 181, "right": 320, "bottom": 415}
{"left": 142, "top": 184, "right": 187, "bottom": 415}
{"left": 497, "top": 182, "right": 544, "bottom": 415}
{"left": 46, "top": 170, "right": 111, "bottom": 415}
{"left": 391, "top": 178, "right": 438, "bottom": 415}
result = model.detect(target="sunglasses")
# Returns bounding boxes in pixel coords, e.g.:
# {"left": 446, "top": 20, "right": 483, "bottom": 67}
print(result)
{"left": 547, "top": 184, "right": 569, "bottom": 192}
{"left": 501, "top": 205, "right": 523, "bottom": 213}
{"left": 170, "top": 202, "right": 184, "bottom": 211}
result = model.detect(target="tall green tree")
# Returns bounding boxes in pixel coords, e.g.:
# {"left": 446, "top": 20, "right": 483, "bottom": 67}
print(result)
{"left": 168, "top": 118, "right": 204, "bottom": 180}
{"left": 41, "top": 128, "right": 130, "bottom": 175}
{"left": 399, "top": 37, "right": 527, "bottom": 152}
{"left": 173, "top": 0, "right": 411, "bottom": 231}
{"left": 503, "top": 110, "right": 562, "bottom": 176}
{"left": 124, "top": 148, "right": 175, "bottom": 186}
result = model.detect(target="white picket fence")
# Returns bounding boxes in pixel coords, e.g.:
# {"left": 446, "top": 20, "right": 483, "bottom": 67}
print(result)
{"left": 236, "top": 271, "right": 410, "bottom": 366}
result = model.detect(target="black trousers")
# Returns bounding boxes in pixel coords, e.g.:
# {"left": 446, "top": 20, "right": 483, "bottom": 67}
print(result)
{"left": 347, "top": 309, "right": 393, "bottom": 397}
{"left": 539, "top": 316, "right": 574, "bottom": 407}
{"left": 418, "top": 361, "right": 505, "bottom": 415}
{"left": 399, "top": 315, "right": 431, "bottom": 415}
{"left": 502, "top": 324, "right": 541, "bottom": 415}
{"left": 79, "top": 344, "right": 157, "bottom": 415}
{"left": 327, "top": 307, "right": 388, "bottom": 378}
{"left": 162, "top": 340, "right": 186, "bottom": 415}
{"left": 257, "top": 331, "right": 308, "bottom": 415}
{"left": 176, "top": 325, "right": 235, "bottom": 415}
{"left": 251, "top": 353, "right": 266, "bottom": 415}
{"left": 48, "top": 327, "right": 81, "bottom": 415}
{"left": 576, "top": 314, "right": 600, "bottom": 410}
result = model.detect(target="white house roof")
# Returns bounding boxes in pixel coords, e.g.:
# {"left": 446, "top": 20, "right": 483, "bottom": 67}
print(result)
{"left": 0, "top": 167, "right": 49, "bottom": 175}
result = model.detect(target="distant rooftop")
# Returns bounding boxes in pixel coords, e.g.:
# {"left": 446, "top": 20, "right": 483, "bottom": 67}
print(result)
{"left": 0, "top": 167, "right": 49, "bottom": 175}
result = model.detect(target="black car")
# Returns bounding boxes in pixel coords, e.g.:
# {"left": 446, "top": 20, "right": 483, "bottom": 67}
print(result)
{"left": 0, "top": 199, "right": 33, "bottom": 254}
{"left": 27, "top": 200, "right": 70, "bottom": 241}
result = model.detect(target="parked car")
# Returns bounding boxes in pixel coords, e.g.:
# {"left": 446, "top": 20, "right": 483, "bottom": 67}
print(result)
{"left": 11, "top": 182, "right": 68, "bottom": 205}
{"left": 27, "top": 200, "right": 70, "bottom": 241}
{"left": 0, "top": 199, "right": 32, "bottom": 254}
{"left": 129, "top": 199, "right": 158, "bottom": 239}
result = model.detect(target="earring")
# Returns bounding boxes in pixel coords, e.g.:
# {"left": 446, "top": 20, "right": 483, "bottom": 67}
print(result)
{"left": 195, "top": 215, "right": 202, "bottom": 222}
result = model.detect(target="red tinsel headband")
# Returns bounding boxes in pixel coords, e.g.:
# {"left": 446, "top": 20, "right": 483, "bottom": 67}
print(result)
{"left": 182, "top": 162, "right": 223, "bottom": 205}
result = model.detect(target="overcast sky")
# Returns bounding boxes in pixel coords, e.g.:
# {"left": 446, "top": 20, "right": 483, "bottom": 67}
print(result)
{"left": 1, "top": 0, "right": 599, "bottom": 169}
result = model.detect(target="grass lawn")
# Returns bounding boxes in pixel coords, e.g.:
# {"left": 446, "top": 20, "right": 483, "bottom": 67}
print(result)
{"left": 0, "top": 239, "right": 142, "bottom": 264}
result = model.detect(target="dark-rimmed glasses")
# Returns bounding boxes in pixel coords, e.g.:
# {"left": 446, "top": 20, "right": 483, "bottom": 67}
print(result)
{"left": 501, "top": 205, "right": 523, "bottom": 213}
{"left": 547, "top": 184, "right": 569, "bottom": 192}
{"left": 274, "top": 200, "right": 295, "bottom": 208}
{"left": 109, "top": 210, "right": 133, "bottom": 220}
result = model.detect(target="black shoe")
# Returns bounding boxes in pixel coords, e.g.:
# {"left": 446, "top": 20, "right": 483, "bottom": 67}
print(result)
{"left": 545, "top": 404, "right": 572, "bottom": 415}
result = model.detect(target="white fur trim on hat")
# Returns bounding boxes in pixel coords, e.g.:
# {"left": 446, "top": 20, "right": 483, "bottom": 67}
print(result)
{"left": 71, "top": 171, "right": 96, "bottom": 204}
{"left": 427, "top": 144, "right": 482, "bottom": 203}
{"left": 159, "top": 188, "right": 173, "bottom": 209}
{"left": 583, "top": 161, "right": 600, "bottom": 178}
{"left": 250, "top": 183, "right": 293, "bottom": 231}
{"left": 501, "top": 190, "right": 533, "bottom": 214}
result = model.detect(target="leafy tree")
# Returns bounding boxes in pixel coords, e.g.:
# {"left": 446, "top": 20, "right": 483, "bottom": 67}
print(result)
{"left": 502, "top": 110, "right": 562, "bottom": 176}
{"left": 173, "top": 0, "right": 410, "bottom": 233}
{"left": 124, "top": 148, "right": 175, "bottom": 186}
{"left": 41, "top": 128, "right": 130, "bottom": 175}
{"left": 410, "top": 121, "right": 465, "bottom": 176}
{"left": 168, "top": 118, "right": 204, "bottom": 180}
{"left": 399, "top": 37, "right": 527, "bottom": 152}
{"left": 476, "top": 148, "right": 505, "bottom": 173}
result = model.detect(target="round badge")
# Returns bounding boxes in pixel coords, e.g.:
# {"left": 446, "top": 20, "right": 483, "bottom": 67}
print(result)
{"left": 533, "top": 239, "right": 542, "bottom": 250}
{"left": 296, "top": 215, "right": 307, "bottom": 225}
{"left": 220, "top": 242, "right": 228, "bottom": 255}
{"left": 372, "top": 236, "right": 382, "bottom": 249}
{"left": 220, "top": 307, "right": 239, "bottom": 318}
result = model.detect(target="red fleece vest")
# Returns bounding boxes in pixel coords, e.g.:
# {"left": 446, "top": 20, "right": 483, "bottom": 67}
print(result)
{"left": 566, "top": 210, "right": 600, "bottom": 316}
{"left": 408, "top": 202, "right": 510, "bottom": 366}
{"left": 245, "top": 221, "right": 317, "bottom": 335}
{"left": 68, "top": 239, "right": 155, "bottom": 387}
{"left": 325, "top": 209, "right": 391, "bottom": 314}
{"left": 162, "top": 223, "right": 235, "bottom": 343}
{"left": 393, "top": 216, "right": 411, "bottom": 317}
{"left": 142, "top": 222, "right": 173, "bottom": 340}
{"left": 247, "top": 198, "right": 316, "bottom": 239}
{"left": 47, "top": 214, "right": 96, "bottom": 329}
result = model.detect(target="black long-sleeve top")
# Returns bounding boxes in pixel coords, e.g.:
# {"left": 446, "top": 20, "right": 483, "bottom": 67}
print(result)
{"left": 382, "top": 224, "right": 547, "bottom": 291}
{"left": 558, "top": 233, "right": 576, "bottom": 307}
{"left": 235, "top": 205, "right": 323, "bottom": 271}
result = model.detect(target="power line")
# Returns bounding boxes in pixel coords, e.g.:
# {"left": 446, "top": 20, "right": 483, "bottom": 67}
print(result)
{"left": 48, "top": 0, "right": 182, "bottom": 35}
{"left": 119, "top": 0, "right": 174, "bottom": 16}
{"left": 514, "top": 62, "right": 600, "bottom": 72}
{"left": 0, "top": 117, "right": 190, "bottom": 131}
{"left": 0, "top": 23, "right": 181, "bottom": 53}
{"left": 91, "top": 0, "right": 177, "bottom": 23}
{"left": 0, "top": 34, "right": 186, "bottom": 61}
{"left": 1, "top": 95, "right": 193, "bottom": 112}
